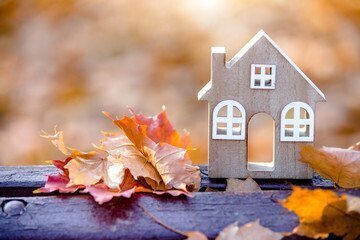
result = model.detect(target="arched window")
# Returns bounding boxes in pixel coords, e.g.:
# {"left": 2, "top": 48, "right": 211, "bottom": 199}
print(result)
{"left": 281, "top": 102, "right": 314, "bottom": 142}
{"left": 212, "top": 100, "right": 246, "bottom": 140}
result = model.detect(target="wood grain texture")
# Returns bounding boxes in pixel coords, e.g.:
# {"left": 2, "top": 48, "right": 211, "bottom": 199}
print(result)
{"left": 199, "top": 33, "right": 325, "bottom": 179}
{"left": 0, "top": 165, "right": 357, "bottom": 240}
{"left": 0, "top": 192, "right": 312, "bottom": 239}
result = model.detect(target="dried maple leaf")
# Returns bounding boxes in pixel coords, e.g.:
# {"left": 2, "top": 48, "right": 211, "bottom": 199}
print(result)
{"left": 281, "top": 187, "right": 360, "bottom": 240}
{"left": 105, "top": 113, "right": 200, "bottom": 192}
{"left": 81, "top": 184, "right": 136, "bottom": 205}
{"left": 34, "top": 174, "right": 83, "bottom": 194}
{"left": 226, "top": 177, "right": 262, "bottom": 193}
{"left": 215, "top": 220, "right": 283, "bottom": 240}
{"left": 129, "top": 107, "right": 191, "bottom": 149}
{"left": 40, "top": 129, "right": 127, "bottom": 190}
{"left": 300, "top": 145, "right": 360, "bottom": 188}
{"left": 38, "top": 108, "right": 200, "bottom": 204}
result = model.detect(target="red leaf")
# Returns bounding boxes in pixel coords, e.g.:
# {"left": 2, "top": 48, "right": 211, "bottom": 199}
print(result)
{"left": 34, "top": 174, "right": 83, "bottom": 194}
{"left": 130, "top": 108, "right": 191, "bottom": 148}
{"left": 81, "top": 184, "right": 136, "bottom": 204}
{"left": 52, "top": 157, "right": 72, "bottom": 175}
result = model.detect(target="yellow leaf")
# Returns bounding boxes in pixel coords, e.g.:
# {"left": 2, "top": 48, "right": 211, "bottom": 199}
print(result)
{"left": 281, "top": 187, "right": 360, "bottom": 240}
{"left": 226, "top": 177, "right": 261, "bottom": 193}
{"left": 300, "top": 145, "right": 360, "bottom": 188}
{"left": 215, "top": 220, "right": 282, "bottom": 240}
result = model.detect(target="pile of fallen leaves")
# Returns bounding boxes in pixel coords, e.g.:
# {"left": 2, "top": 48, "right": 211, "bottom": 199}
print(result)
{"left": 35, "top": 108, "right": 201, "bottom": 204}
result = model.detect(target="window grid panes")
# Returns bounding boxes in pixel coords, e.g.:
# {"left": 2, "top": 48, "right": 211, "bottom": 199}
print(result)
{"left": 251, "top": 64, "right": 276, "bottom": 89}
{"left": 212, "top": 100, "right": 246, "bottom": 140}
{"left": 281, "top": 102, "right": 314, "bottom": 142}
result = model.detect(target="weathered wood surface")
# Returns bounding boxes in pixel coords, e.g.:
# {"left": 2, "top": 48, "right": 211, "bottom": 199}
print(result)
{"left": 0, "top": 165, "right": 358, "bottom": 239}
{"left": 0, "top": 192, "right": 303, "bottom": 240}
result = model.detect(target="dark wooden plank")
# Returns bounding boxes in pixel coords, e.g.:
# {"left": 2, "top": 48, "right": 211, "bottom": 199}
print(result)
{"left": 0, "top": 165, "right": 58, "bottom": 188}
{"left": 0, "top": 192, "right": 298, "bottom": 239}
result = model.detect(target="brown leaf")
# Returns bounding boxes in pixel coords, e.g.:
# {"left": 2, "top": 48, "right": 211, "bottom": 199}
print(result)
{"left": 281, "top": 187, "right": 360, "bottom": 240}
{"left": 226, "top": 177, "right": 262, "bottom": 193}
{"left": 135, "top": 186, "right": 193, "bottom": 197}
{"left": 215, "top": 220, "right": 282, "bottom": 240}
{"left": 41, "top": 129, "right": 126, "bottom": 189}
{"left": 106, "top": 114, "right": 200, "bottom": 192}
{"left": 300, "top": 145, "right": 360, "bottom": 188}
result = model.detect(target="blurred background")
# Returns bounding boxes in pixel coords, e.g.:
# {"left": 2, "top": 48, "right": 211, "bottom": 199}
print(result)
{"left": 0, "top": 0, "right": 359, "bottom": 165}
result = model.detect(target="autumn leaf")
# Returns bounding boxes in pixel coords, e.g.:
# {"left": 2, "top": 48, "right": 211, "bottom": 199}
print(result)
{"left": 37, "top": 108, "right": 200, "bottom": 204}
{"left": 215, "top": 220, "right": 283, "bottom": 240}
{"left": 129, "top": 107, "right": 191, "bottom": 149}
{"left": 34, "top": 174, "right": 83, "bottom": 194}
{"left": 281, "top": 187, "right": 360, "bottom": 240}
{"left": 40, "top": 129, "right": 126, "bottom": 189}
{"left": 81, "top": 184, "right": 136, "bottom": 205}
{"left": 300, "top": 145, "right": 360, "bottom": 188}
{"left": 40, "top": 127, "right": 71, "bottom": 156}
{"left": 106, "top": 113, "right": 200, "bottom": 192}
{"left": 226, "top": 177, "right": 261, "bottom": 193}
{"left": 135, "top": 185, "right": 193, "bottom": 197}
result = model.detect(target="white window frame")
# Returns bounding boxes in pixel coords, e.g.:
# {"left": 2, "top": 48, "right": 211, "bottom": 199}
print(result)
{"left": 212, "top": 100, "right": 246, "bottom": 140}
{"left": 280, "top": 102, "right": 314, "bottom": 142}
{"left": 250, "top": 64, "right": 276, "bottom": 89}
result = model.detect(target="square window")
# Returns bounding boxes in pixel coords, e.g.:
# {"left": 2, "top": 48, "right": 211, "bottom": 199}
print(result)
{"left": 264, "top": 79, "right": 272, "bottom": 87}
{"left": 265, "top": 67, "right": 272, "bottom": 75}
{"left": 232, "top": 123, "right": 241, "bottom": 135}
{"left": 216, "top": 122, "right": 227, "bottom": 135}
{"left": 251, "top": 64, "right": 276, "bottom": 89}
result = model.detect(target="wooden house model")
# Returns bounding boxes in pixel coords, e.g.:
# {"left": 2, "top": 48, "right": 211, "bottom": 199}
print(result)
{"left": 198, "top": 30, "right": 326, "bottom": 179}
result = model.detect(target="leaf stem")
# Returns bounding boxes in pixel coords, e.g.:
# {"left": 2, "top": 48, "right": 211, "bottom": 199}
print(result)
{"left": 136, "top": 203, "right": 186, "bottom": 237}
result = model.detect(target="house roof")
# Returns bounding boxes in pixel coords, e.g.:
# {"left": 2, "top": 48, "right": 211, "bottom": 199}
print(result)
{"left": 198, "top": 30, "right": 326, "bottom": 101}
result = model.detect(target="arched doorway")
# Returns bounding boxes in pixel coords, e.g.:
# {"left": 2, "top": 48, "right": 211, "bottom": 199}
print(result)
{"left": 247, "top": 113, "right": 275, "bottom": 171}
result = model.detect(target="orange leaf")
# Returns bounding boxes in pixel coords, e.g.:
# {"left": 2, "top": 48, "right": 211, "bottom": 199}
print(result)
{"left": 105, "top": 114, "right": 200, "bottom": 192}
{"left": 281, "top": 187, "right": 360, "bottom": 240}
{"left": 130, "top": 108, "right": 191, "bottom": 148}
